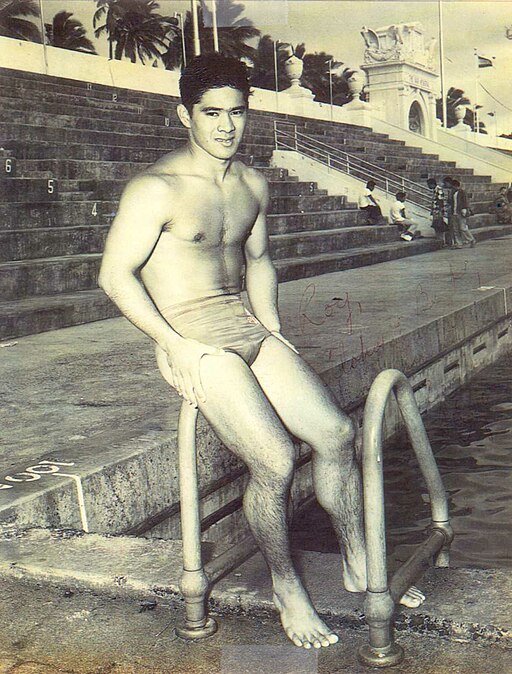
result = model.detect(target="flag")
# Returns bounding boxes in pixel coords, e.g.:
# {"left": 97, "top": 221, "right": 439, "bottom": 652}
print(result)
{"left": 477, "top": 55, "right": 494, "bottom": 68}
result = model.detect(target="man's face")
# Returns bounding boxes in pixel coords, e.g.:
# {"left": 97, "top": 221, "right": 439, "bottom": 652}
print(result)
{"left": 180, "top": 86, "right": 247, "bottom": 160}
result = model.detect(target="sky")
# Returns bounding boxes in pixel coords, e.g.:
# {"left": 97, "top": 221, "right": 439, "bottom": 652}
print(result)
{"left": 41, "top": 1, "right": 512, "bottom": 133}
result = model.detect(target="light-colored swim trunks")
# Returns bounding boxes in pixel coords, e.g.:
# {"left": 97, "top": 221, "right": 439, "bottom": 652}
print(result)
{"left": 160, "top": 294, "right": 271, "bottom": 365}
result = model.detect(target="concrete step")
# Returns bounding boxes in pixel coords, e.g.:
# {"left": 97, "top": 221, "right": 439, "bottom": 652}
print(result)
{"left": 0, "top": 200, "right": 116, "bottom": 229}
{"left": 2, "top": 175, "right": 320, "bottom": 198}
{"left": 0, "top": 97, "right": 278, "bottom": 138}
{"left": 269, "top": 194, "right": 346, "bottom": 214}
{"left": 4, "top": 140, "right": 273, "bottom": 166}
{"left": 275, "top": 238, "right": 442, "bottom": 281}
{"left": 0, "top": 289, "right": 119, "bottom": 340}
{"left": 71, "top": 178, "right": 324, "bottom": 200}
{"left": 0, "top": 254, "right": 102, "bottom": 300}
{"left": 270, "top": 225, "right": 400, "bottom": 258}
{"left": 0, "top": 122, "right": 276, "bottom": 154}
{"left": 0, "top": 226, "right": 108, "bottom": 262}
{"left": 13, "top": 159, "right": 296, "bottom": 182}
{"left": 0, "top": 177, "right": 60, "bottom": 203}
{"left": 268, "top": 209, "right": 366, "bottom": 234}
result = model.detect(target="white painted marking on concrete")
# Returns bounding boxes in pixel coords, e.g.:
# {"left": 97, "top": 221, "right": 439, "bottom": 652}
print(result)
{"left": 55, "top": 473, "right": 89, "bottom": 533}
{"left": 0, "top": 461, "right": 76, "bottom": 492}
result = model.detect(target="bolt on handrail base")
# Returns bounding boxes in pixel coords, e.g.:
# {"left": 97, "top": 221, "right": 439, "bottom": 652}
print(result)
{"left": 358, "top": 641, "right": 404, "bottom": 668}
{"left": 175, "top": 616, "right": 218, "bottom": 640}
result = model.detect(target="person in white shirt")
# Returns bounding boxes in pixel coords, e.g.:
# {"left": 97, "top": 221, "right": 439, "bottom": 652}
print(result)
{"left": 389, "top": 191, "right": 420, "bottom": 241}
{"left": 358, "top": 180, "right": 383, "bottom": 225}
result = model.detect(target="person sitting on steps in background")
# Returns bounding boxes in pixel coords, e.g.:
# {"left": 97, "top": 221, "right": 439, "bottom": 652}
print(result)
{"left": 358, "top": 180, "right": 383, "bottom": 225}
{"left": 389, "top": 191, "right": 421, "bottom": 241}
{"left": 98, "top": 54, "right": 426, "bottom": 651}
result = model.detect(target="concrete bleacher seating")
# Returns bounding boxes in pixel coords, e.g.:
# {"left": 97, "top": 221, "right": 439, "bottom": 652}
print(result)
{"left": 0, "top": 67, "right": 509, "bottom": 340}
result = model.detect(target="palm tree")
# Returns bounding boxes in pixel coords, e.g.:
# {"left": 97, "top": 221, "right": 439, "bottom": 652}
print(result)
{"left": 45, "top": 11, "right": 96, "bottom": 54}
{"left": 94, "top": 0, "right": 175, "bottom": 63}
{"left": 0, "top": 0, "right": 41, "bottom": 42}
{"left": 250, "top": 34, "right": 289, "bottom": 91}
{"left": 93, "top": 0, "right": 123, "bottom": 60}
{"left": 112, "top": 2, "right": 173, "bottom": 64}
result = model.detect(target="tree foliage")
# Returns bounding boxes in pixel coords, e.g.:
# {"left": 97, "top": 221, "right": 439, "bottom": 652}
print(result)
{"left": 94, "top": 0, "right": 176, "bottom": 64}
{"left": 436, "top": 86, "right": 486, "bottom": 132}
{"left": 0, "top": 0, "right": 41, "bottom": 42}
{"left": 45, "top": 11, "right": 96, "bottom": 54}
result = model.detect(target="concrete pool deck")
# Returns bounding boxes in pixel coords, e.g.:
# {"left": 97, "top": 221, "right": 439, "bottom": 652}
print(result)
{"left": 1, "top": 234, "right": 512, "bottom": 659}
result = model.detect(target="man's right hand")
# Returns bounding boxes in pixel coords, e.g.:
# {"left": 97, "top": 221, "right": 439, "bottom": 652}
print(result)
{"left": 163, "top": 338, "right": 226, "bottom": 407}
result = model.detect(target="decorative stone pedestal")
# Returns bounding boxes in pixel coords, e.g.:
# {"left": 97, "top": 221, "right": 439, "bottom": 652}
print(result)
{"left": 360, "top": 22, "right": 439, "bottom": 139}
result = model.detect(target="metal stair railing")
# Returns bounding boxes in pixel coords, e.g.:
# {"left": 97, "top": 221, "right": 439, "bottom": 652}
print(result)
{"left": 274, "top": 121, "right": 432, "bottom": 210}
{"left": 358, "top": 369, "right": 454, "bottom": 667}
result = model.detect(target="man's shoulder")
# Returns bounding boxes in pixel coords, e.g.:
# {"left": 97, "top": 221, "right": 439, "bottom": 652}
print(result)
{"left": 236, "top": 162, "right": 269, "bottom": 199}
{"left": 124, "top": 153, "right": 184, "bottom": 197}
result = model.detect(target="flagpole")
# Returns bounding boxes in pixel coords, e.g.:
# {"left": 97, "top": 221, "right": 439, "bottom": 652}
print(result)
{"left": 328, "top": 59, "right": 334, "bottom": 121}
{"left": 438, "top": 0, "right": 447, "bottom": 128}
{"left": 37, "top": 0, "right": 48, "bottom": 74}
{"left": 211, "top": 0, "right": 219, "bottom": 53}
{"left": 474, "top": 48, "right": 479, "bottom": 142}
{"left": 274, "top": 40, "right": 280, "bottom": 112}
{"left": 174, "top": 12, "right": 187, "bottom": 67}
{"left": 191, "top": 0, "right": 201, "bottom": 56}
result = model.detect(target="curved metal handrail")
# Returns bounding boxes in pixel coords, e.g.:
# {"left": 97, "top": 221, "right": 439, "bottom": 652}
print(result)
{"left": 274, "top": 121, "right": 432, "bottom": 208}
{"left": 358, "top": 369, "right": 453, "bottom": 668}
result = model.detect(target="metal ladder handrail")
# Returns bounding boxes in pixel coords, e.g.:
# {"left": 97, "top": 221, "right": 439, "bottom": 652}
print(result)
{"left": 274, "top": 121, "right": 432, "bottom": 208}
{"left": 358, "top": 369, "right": 454, "bottom": 667}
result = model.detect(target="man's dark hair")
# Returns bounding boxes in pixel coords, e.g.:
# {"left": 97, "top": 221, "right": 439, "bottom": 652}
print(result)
{"left": 451, "top": 179, "right": 461, "bottom": 188}
{"left": 396, "top": 191, "right": 406, "bottom": 201}
{"left": 443, "top": 176, "right": 453, "bottom": 186}
{"left": 179, "top": 54, "right": 251, "bottom": 113}
{"left": 426, "top": 178, "right": 437, "bottom": 188}
{"left": 366, "top": 180, "right": 376, "bottom": 189}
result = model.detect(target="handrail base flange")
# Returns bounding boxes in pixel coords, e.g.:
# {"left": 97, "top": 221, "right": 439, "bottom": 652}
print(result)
{"left": 175, "top": 617, "right": 218, "bottom": 641}
{"left": 358, "top": 641, "right": 404, "bottom": 668}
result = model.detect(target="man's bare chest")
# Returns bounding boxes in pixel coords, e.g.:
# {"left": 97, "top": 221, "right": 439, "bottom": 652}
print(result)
{"left": 163, "top": 178, "right": 260, "bottom": 245}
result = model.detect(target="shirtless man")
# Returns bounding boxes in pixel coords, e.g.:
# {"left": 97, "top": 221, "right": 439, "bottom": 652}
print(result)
{"left": 99, "top": 54, "right": 425, "bottom": 650}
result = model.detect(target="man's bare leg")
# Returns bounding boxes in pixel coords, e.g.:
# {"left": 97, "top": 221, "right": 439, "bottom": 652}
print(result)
{"left": 250, "top": 337, "right": 426, "bottom": 609}
{"left": 158, "top": 350, "right": 338, "bottom": 648}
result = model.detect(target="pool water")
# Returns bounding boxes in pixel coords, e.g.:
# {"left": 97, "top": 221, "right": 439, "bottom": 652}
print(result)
{"left": 290, "top": 352, "right": 512, "bottom": 569}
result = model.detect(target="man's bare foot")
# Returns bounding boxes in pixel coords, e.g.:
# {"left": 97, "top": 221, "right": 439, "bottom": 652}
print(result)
{"left": 273, "top": 580, "right": 339, "bottom": 649}
{"left": 398, "top": 586, "right": 425, "bottom": 608}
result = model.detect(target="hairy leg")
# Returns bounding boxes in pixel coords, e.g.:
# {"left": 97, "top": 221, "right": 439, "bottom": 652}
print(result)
{"left": 251, "top": 337, "right": 425, "bottom": 608}
{"left": 158, "top": 349, "right": 337, "bottom": 648}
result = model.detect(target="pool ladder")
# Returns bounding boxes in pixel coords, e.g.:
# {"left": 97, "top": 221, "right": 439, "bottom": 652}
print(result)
{"left": 358, "top": 369, "right": 453, "bottom": 667}
{"left": 175, "top": 368, "right": 453, "bottom": 667}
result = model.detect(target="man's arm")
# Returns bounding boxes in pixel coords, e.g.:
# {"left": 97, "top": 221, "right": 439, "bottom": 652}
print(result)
{"left": 99, "top": 174, "right": 179, "bottom": 347}
{"left": 244, "top": 171, "right": 298, "bottom": 352}
{"left": 99, "top": 174, "right": 223, "bottom": 405}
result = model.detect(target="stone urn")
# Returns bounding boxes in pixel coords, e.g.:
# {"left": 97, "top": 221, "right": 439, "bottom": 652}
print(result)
{"left": 344, "top": 69, "right": 370, "bottom": 110}
{"left": 284, "top": 55, "right": 304, "bottom": 88}
{"left": 282, "top": 54, "right": 314, "bottom": 100}
{"left": 453, "top": 104, "right": 468, "bottom": 126}
{"left": 346, "top": 70, "right": 364, "bottom": 101}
